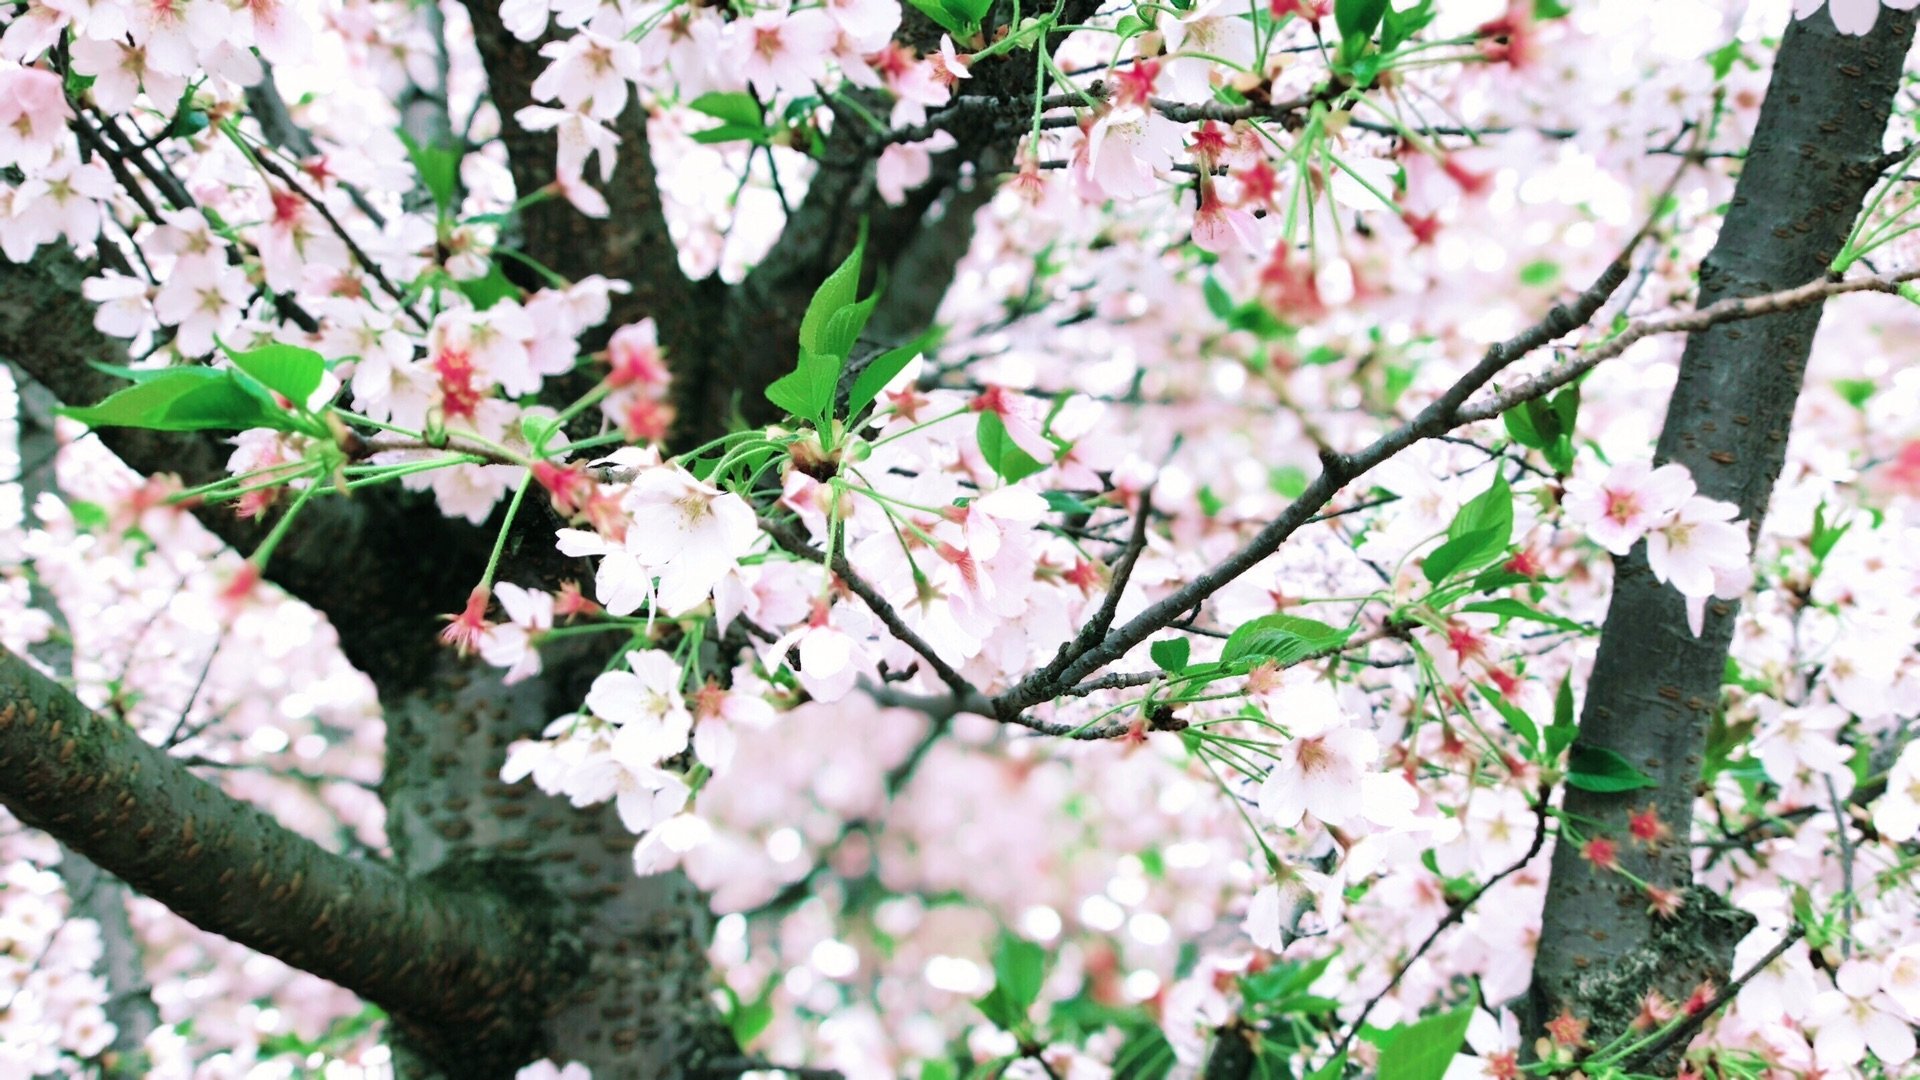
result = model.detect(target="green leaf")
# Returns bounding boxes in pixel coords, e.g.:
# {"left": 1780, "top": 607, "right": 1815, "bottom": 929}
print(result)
{"left": 1241, "top": 955, "right": 1336, "bottom": 1005}
{"left": 728, "top": 998, "right": 773, "bottom": 1047}
{"left": 1111, "top": 1025, "right": 1177, "bottom": 1080}
{"left": 1373, "top": 1000, "right": 1474, "bottom": 1080}
{"left": 905, "top": 0, "right": 968, "bottom": 35}
{"left": 1423, "top": 526, "right": 1504, "bottom": 586}
{"left": 222, "top": 342, "right": 326, "bottom": 408}
{"left": 847, "top": 327, "right": 943, "bottom": 420}
{"left": 946, "top": 0, "right": 993, "bottom": 23}
{"left": 992, "top": 934, "right": 1047, "bottom": 1012}
{"left": 1378, "top": 0, "right": 1435, "bottom": 49}
{"left": 1203, "top": 276, "right": 1234, "bottom": 320}
{"left": 1114, "top": 13, "right": 1149, "bottom": 37}
{"left": 1706, "top": 40, "right": 1744, "bottom": 80}
{"left": 58, "top": 368, "right": 303, "bottom": 434}
{"left": 1423, "top": 474, "right": 1513, "bottom": 584}
{"left": 1221, "top": 613, "right": 1353, "bottom": 667}
{"left": 1197, "top": 485, "right": 1225, "bottom": 517}
{"left": 67, "top": 500, "right": 110, "bottom": 532}
{"left": 1270, "top": 465, "right": 1308, "bottom": 498}
{"left": 454, "top": 261, "right": 524, "bottom": 310}
{"left": 797, "top": 223, "right": 872, "bottom": 368}
{"left": 1459, "top": 598, "right": 1590, "bottom": 635}
{"left": 398, "top": 129, "right": 461, "bottom": 212}
{"left": 765, "top": 349, "right": 842, "bottom": 428}
{"left": 1832, "top": 377, "right": 1876, "bottom": 409}
{"left": 1517, "top": 259, "right": 1560, "bottom": 288}
{"left": 1151, "top": 638, "right": 1190, "bottom": 673}
{"left": 1503, "top": 403, "right": 1545, "bottom": 451}
{"left": 1305, "top": 1052, "right": 1347, "bottom": 1080}
{"left": 817, "top": 293, "right": 880, "bottom": 363}
{"left": 1042, "top": 490, "right": 1098, "bottom": 516}
{"left": 1566, "top": 744, "right": 1659, "bottom": 792}
{"left": 1334, "top": 0, "right": 1389, "bottom": 42}
{"left": 977, "top": 411, "right": 1047, "bottom": 482}
{"left": 1467, "top": 567, "right": 1536, "bottom": 593}
{"left": 1548, "top": 674, "right": 1579, "bottom": 759}
{"left": 1477, "top": 684, "right": 1539, "bottom": 754}
{"left": 689, "top": 124, "right": 770, "bottom": 146}
{"left": 687, "top": 91, "right": 764, "bottom": 127}
{"left": 1550, "top": 382, "right": 1581, "bottom": 436}
{"left": 1810, "top": 500, "right": 1851, "bottom": 563}
{"left": 973, "top": 985, "right": 1022, "bottom": 1030}
{"left": 1533, "top": 0, "right": 1571, "bottom": 19}
{"left": 920, "top": 1061, "right": 960, "bottom": 1080}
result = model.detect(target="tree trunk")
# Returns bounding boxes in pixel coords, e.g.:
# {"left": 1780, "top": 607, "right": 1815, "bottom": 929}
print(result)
{"left": 1527, "top": 7, "right": 1915, "bottom": 1060}
{"left": 378, "top": 649, "right": 737, "bottom": 1078}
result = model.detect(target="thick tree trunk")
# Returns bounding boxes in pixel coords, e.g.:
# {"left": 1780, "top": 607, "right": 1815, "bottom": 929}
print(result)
{"left": 1528, "top": 8, "right": 1915, "bottom": 1058}
{"left": 378, "top": 650, "right": 736, "bottom": 1078}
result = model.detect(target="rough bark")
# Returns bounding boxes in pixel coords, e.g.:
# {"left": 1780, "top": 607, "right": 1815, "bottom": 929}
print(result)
{"left": 380, "top": 649, "right": 735, "bottom": 1079}
{"left": 1528, "top": 8, "right": 1915, "bottom": 1056}
{"left": 461, "top": 0, "right": 712, "bottom": 342}
{"left": 0, "top": 649, "right": 573, "bottom": 1073}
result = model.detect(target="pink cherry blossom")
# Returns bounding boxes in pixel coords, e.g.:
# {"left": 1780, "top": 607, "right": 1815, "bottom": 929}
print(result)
{"left": 1646, "top": 494, "right": 1749, "bottom": 599}
{"left": 1562, "top": 460, "right": 1694, "bottom": 556}
{"left": 733, "top": 9, "right": 834, "bottom": 101}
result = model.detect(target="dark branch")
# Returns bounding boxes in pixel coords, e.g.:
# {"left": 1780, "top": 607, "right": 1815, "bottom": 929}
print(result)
{"left": 0, "top": 648, "right": 568, "bottom": 1065}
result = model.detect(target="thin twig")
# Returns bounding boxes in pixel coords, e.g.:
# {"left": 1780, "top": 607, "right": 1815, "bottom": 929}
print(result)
{"left": 1614, "top": 926, "right": 1806, "bottom": 1072}
{"left": 1329, "top": 782, "right": 1552, "bottom": 1059}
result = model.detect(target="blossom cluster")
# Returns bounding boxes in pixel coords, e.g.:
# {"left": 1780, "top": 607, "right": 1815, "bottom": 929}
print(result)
{"left": 1563, "top": 459, "right": 1753, "bottom": 633}
{"left": 4, "top": 0, "right": 1920, "bottom": 1077}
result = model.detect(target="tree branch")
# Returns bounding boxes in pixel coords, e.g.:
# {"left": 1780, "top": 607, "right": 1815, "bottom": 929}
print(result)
{"left": 0, "top": 647, "right": 568, "bottom": 1066}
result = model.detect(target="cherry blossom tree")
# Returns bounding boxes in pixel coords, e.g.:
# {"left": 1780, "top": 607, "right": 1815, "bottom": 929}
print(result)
{"left": 1, "top": 0, "right": 1919, "bottom": 1078}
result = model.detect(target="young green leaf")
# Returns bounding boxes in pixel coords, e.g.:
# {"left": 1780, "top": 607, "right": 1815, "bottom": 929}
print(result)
{"left": 816, "top": 293, "right": 880, "bottom": 362}
{"left": 1502, "top": 402, "right": 1545, "bottom": 450}
{"left": 1221, "top": 613, "right": 1352, "bottom": 666}
{"left": 1548, "top": 674, "right": 1579, "bottom": 760}
{"left": 765, "top": 349, "right": 843, "bottom": 429}
{"left": 945, "top": 0, "right": 993, "bottom": 23}
{"left": 398, "top": 129, "right": 461, "bottom": 212}
{"left": 1459, "top": 598, "right": 1591, "bottom": 635}
{"left": 223, "top": 342, "right": 326, "bottom": 408}
{"left": 977, "top": 411, "right": 1047, "bottom": 482}
{"left": 687, "top": 91, "right": 764, "bottom": 127}
{"left": 1378, "top": 0, "right": 1436, "bottom": 49}
{"left": 1476, "top": 684, "right": 1540, "bottom": 755}
{"left": 1423, "top": 474, "right": 1513, "bottom": 584}
{"left": 1334, "top": 0, "right": 1390, "bottom": 42}
{"left": 454, "top": 261, "right": 524, "bottom": 310}
{"left": 905, "top": 0, "right": 969, "bottom": 35}
{"left": 1151, "top": 637, "right": 1190, "bottom": 673}
{"left": 992, "top": 934, "right": 1047, "bottom": 1013}
{"left": 1203, "top": 276, "right": 1234, "bottom": 320}
{"left": 58, "top": 368, "right": 305, "bottom": 435}
{"left": 846, "top": 326, "right": 943, "bottom": 420}
{"left": 690, "top": 124, "right": 771, "bottom": 146}
{"left": 1566, "top": 744, "right": 1660, "bottom": 792}
{"left": 796, "top": 229, "right": 869, "bottom": 358}
{"left": 1372, "top": 999, "right": 1475, "bottom": 1080}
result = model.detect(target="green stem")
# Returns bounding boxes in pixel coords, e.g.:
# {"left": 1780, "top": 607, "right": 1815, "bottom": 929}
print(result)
{"left": 249, "top": 481, "right": 320, "bottom": 569}
{"left": 480, "top": 472, "right": 533, "bottom": 589}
